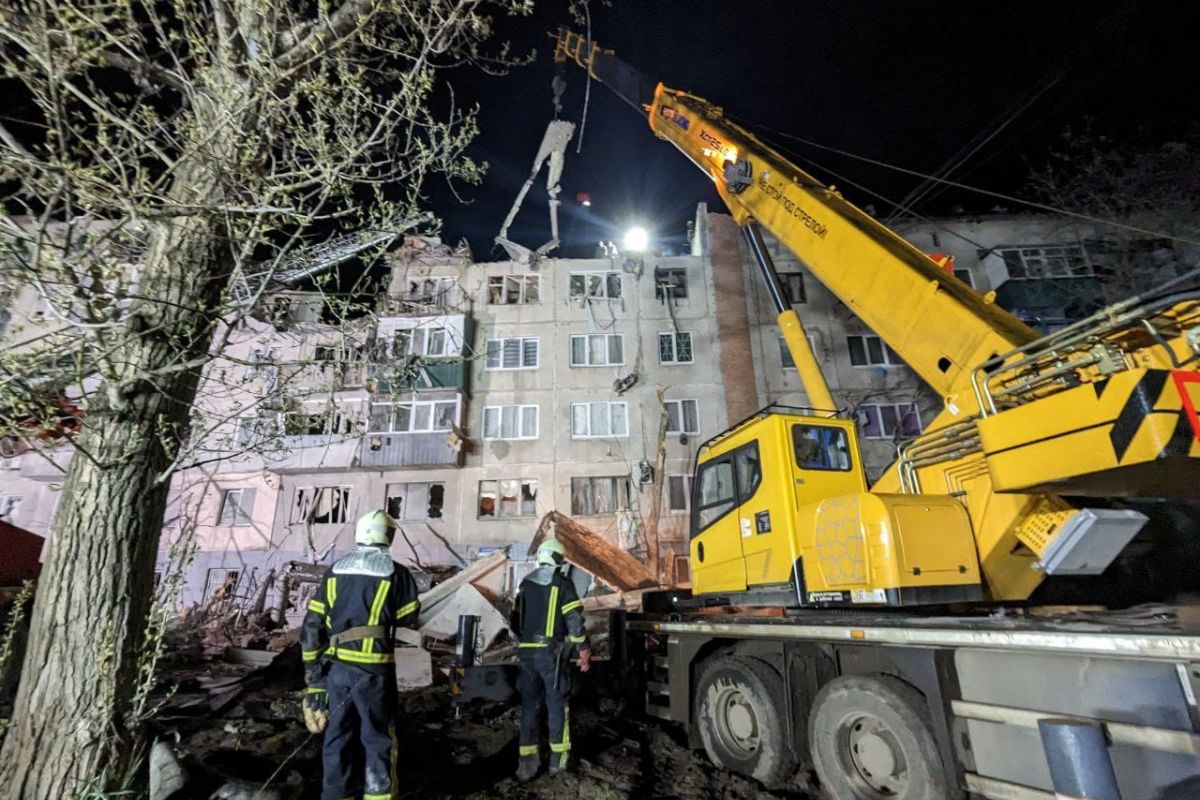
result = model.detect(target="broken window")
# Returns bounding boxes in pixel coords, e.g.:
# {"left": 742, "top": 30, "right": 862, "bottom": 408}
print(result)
{"left": 203, "top": 569, "right": 241, "bottom": 600}
{"left": 488, "top": 274, "right": 539, "bottom": 305}
{"left": 667, "top": 475, "right": 690, "bottom": 513}
{"left": 995, "top": 245, "right": 1091, "bottom": 279}
{"left": 482, "top": 405, "right": 539, "bottom": 440}
{"left": 569, "top": 334, "right": 623, "bottom": 367}
{"left": 385, "top": 482, "right": 445, "bottom": 521}
{"left": 571, "top": 401, "right": 628, "bottom": 438}
{"left": 858, "top": 403, "right": 922, "bottom": 440}
{"left": 569, "top": 271, "right": 621, "bottom": 300}
{"left": 782, "top": 272, "right": 806, "bottom": 304}
{"left": 665, "top": 399, "right": 700, "bottom": 435}
{"left": 235, "top": 411, "right": 281, "bottom": 445}
{"left": 658, "top": 331, "right": 693, "bottom": 364}
{"left": 654, "top": 267, "right": 689, "bottom": 301}
{"left": 313, "top": 345, "right": 339, "bottom": 362}
{"left": 847, "top": 334, "right": 902, "bottom": 367}
{"left": 570, "top": 476, "right": 632, "bottom": 516}
{"left": 291, "top": 486, "right": 351, "bottom": 524}
{"left": 485, "top": 337, "right": 539, "bottom": 370}
{"left": 477, "top": 479, "right": 537, "bottom": 519}
{"left": 284, "top": 405, "right": 352, "bottom": 436}
{"left": 954, "top": 268, "right": 975, "bottom": 288}
{"left": 217, "top": 488, "right": 255, "bottom": 526}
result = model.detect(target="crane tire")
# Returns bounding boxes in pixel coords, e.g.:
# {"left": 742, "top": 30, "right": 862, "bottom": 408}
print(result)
{"left": 694, "top": 655, "right": 797, "bottom": 788}
{"left": 809, "top": 675, "right": 951, "bottom": 800}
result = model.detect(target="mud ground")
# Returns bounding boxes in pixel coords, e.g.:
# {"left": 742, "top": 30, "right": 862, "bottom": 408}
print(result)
{"left": 163, "top": 672, "right": 816, "bottom": 799}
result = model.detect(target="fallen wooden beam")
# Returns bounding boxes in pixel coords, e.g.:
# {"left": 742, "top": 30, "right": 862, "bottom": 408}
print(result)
{"left": 532, "top": 511, "right": 658, "bottom": 592}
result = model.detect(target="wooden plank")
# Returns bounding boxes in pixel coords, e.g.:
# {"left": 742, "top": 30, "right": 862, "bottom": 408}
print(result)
{"left": 533, "top": 511, "right": 658, "bottom": 592}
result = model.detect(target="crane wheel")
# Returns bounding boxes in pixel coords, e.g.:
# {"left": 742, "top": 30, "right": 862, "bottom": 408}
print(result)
{"left": 694, "top": 655, "right": 797, "bottom": 787}
{"left": 809, "top": 675, "right": 950, "bottom": 800}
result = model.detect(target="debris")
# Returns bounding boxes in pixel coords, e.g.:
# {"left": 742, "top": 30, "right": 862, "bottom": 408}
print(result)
{"left": 580, "top": 589, "right": 651, "bottom": 613}
{"left": 149, "top": 740, "right": 187, "bottom": 800}
{"left": 533, "top": 512, "right": 659, "bottom": 592}
{"left": 395, "top": 645, "right": 435, "bottom": 690}
{"left": 495, "top": 120, "right": 576, "bottom": 263}
{"left": 420, "top": 584, "right": 511, "bottom": 653}
{"left": 224, "top": 647, "right": 277, "bottom": 668}
{"left": 416, "top": 551, "right": 509, "bottom": 628}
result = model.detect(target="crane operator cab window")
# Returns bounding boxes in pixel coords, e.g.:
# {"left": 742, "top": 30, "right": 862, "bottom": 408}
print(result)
{"left": 793, "top": 424, "right": 851, "bottom": 471}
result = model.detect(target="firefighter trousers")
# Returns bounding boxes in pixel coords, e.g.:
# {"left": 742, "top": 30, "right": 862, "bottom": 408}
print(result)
{"left": 517, "top": 648, "right": 572, "bottom": 768}
{"left": 322, "top": 661, "right": 398, "bottom": 800}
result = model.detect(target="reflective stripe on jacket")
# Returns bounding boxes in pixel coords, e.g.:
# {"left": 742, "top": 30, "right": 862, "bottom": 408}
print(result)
{"left": 301, "top": 546, "right": 421, "bottom": 672}
{"left": 514, "top": 565, "right": 589, "bottom": 651}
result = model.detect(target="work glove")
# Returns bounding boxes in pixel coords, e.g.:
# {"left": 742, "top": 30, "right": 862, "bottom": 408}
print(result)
{"left": 302, "top": 684, "right": 329, "bottom": 734}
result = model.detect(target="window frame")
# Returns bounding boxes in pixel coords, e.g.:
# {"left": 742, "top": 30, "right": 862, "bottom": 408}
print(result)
{"left": 778, "top": 335, "right": 819, "bottom": 370}
{"left": 568, "top": 271, "right": 622, "bottom": 300}
{"left": 291, "top": 485, "right": 352, "bottom": 525}
{"left": 782, "top": 272, "right": 807, "bottom": 304}
{"left": 846, "top": 334, "right": 903, "bottom": 368}
{"left": 385, "top": 481, "right": 446, "bottom": 522}
{"left": 664, "top": 398, "right": 701, "bottom": 435}
{"left": 995, "top": 244, "right": 1093, "bottom": 280}
{"left": 484, "top": 336, "right": 539, "bottom": 371}
{"left": 792, "top": 424, "right": 854, "bottom": 472}
{"left": 477, "top": 478, "right": 539, "bottom": 519}
{"left": 570, "top": 401, "right": 630, "bottom": 439}
{"left": 690, "top": 440, "right": 761, "bottom": 538}
{"left": 654, "top": 267, "right": 689, "bottom": 302}
{"left": 482, "top": 404, "right": 540, "bottom": 441}
{"left": 857, "top": 403, "right": 923, "bottom": 440}
{"left": 570, "top": 475, "right": 633, "bottom": 516}
{"left": 658, "top": 331, "right": 694, "bottom": 365}
{"left": 568, "top": 333, "right": 625, "bottom": 367}
{"left": 667, "top": 475, "right": 691, "bottom": 514}
{"left": 217, "top": 487, "right": 253, "bottom": 527}
{"left": 368, "top": 397, "right": 459, "bottom": 434}
{"left": 487, "top": 273, "right": 540, "bottom": 305}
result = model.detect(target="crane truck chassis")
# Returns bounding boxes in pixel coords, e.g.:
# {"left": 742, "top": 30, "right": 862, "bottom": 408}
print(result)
{"left": 603, "top": 605, "right": 1200, "bottom": 800}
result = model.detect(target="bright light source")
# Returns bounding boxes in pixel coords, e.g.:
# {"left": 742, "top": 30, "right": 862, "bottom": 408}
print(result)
{"left": 623, "top": 226, "right": 649, "bottom": 252}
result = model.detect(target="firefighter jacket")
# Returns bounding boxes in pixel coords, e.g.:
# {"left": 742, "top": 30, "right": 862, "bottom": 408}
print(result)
{"left": 514, "top": 565, "right": 590, "bottom": 652}
{"left": 301, "top": 545, "right": 420, "bottom": 677}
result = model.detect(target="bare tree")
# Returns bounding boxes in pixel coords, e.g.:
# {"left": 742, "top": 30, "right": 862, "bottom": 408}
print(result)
{"left": 0, "top": 0, "right": 531, "bottom": 794}
{"left": 1026, "top": 127, "right": 1200, "bottom": 306}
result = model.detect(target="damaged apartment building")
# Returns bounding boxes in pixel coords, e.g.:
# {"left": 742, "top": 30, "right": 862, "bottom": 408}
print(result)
{"left": 2, "top": 204, "right": 1179, "bottom": 607}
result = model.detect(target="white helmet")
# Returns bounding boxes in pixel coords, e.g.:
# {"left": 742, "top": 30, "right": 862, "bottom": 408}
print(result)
{"left": 355, "top": 509, "right": 396, "bottom": 547}
{"left": 536, "top": 538, "right": 566, "bottom": 566}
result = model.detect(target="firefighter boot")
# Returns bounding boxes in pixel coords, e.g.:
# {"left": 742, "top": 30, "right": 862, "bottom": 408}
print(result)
{"left": 516, "top": 754, "right": 540, "bottom": 782}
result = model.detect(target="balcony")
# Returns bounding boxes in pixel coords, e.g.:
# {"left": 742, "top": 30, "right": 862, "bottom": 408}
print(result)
{"left": 262, "top": 436, "right": 360, "bottom": 473}
{"left": 368, "top": 357, "right": 468, "bottom": 394}
{"left": 379, "top": 284, "right": 470, "bottom": 317}
{"left": 359, "top": 431, "right": 463, "bottom": 469}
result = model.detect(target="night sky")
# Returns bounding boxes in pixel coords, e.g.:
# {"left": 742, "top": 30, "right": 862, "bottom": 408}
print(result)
{"left": 429, "top": 0, "right": 1199, "bottom": 260}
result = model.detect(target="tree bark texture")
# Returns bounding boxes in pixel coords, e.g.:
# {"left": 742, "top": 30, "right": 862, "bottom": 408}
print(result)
{"left": 0, "top": 149, "right": 231, "bottom": 798}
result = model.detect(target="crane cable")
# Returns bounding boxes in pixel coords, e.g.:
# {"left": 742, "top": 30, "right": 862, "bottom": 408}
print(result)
{"left": 731, "top": 116, "right": 1200, "bottom": 250}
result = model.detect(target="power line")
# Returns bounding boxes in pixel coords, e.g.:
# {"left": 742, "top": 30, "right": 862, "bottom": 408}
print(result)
{"left": 734, "top": 118, "right": 1200, "bottom": 249}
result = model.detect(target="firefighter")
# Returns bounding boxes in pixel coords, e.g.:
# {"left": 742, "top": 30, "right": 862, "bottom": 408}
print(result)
{"left": 513, "top": 538, "right": 591, "bottom": 781}
{"left": 301, "top": 509, "right": 420, "bottom": 800}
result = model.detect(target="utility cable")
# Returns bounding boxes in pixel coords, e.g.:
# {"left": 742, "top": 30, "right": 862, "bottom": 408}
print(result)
{"left": 733, "top": 117, "right": 1200, "bottom": 249}
{"left": 574, "top": 1, "right": 593, "bottom": 154}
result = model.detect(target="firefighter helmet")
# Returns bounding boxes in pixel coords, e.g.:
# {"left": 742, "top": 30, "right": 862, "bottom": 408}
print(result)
{"left": 355, "top": 509, "right": 397, "bottom": 547}
{"left": 536, "top": 538, "right": 566, "bottom": 566}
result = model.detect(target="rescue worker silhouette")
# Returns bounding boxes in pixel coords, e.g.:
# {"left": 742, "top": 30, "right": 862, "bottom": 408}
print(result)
{"left": 513, "top": 538, "right": 591, "bottom": 781}
{"left": 301, "top": 509, "right": 420, "bottom": 800}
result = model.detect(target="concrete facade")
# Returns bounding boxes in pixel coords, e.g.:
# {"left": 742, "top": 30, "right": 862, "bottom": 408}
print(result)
{"left": 3, "top": 207, "right": 1182, "bottom": 602}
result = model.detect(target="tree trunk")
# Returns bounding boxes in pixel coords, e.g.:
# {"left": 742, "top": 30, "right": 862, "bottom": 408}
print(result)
{"left": 0, "top": 153, "right": 230, "bottom": 797}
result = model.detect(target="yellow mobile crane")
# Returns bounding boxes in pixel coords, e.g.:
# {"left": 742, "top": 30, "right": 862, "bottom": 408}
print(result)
{"left": 554, "top": 31, "right": 1200, "bottom": 608}
{"left": 541, "top": 31, "right": 1200, "bottom": 800}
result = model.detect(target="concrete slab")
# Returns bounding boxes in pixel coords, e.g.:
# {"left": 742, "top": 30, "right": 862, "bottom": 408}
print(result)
{"left": 394, "top": 645, "right": 433, "bottom": 689}
{"left": 419, "top": 583, "right": 510, "bottom": 652}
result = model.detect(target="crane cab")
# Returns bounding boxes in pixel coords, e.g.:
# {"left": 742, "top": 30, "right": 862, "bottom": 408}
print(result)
{"left": 689, "top": 407, "right": 983, "bottom": 606}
